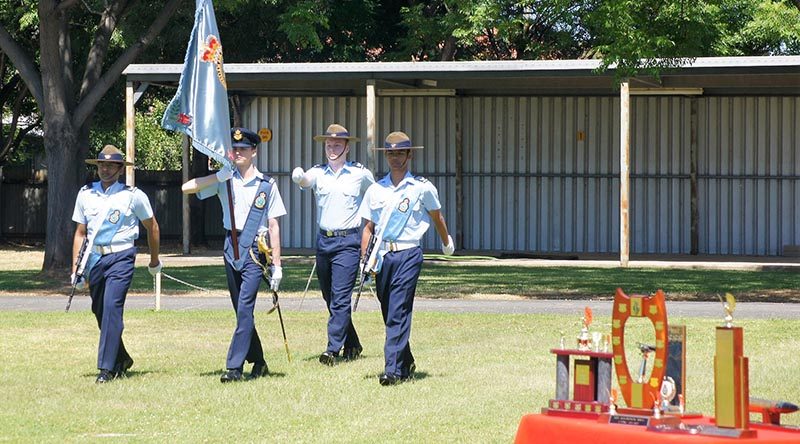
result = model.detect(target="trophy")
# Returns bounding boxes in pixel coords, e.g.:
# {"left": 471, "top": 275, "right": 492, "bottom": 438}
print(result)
{"left": 720, "top": 292, "right": 736, "bottom": 328}
{"left": 577, "top": 307, "right": 592, "bottom": 351}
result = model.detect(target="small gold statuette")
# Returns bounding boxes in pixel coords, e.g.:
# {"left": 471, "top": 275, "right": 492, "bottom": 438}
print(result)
{"left": 719, "top": 292, "right": 736, "bottom": 328}
{"left": 577, "top": 306, "right": 592, "bottom": 351}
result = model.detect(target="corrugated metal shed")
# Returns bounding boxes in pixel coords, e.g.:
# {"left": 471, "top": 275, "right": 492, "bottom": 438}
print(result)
{"left": 124, "top": 57, "right": 800, "bottom": 257}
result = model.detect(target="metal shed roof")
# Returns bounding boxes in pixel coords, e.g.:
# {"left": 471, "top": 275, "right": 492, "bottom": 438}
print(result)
{"left": 124, "top": 56, "right": 800, "bottom": 96}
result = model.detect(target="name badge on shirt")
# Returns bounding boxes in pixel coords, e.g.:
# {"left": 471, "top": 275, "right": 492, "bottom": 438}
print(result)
{"left": 254, "top": 191, "right": 267, "bottom": 209}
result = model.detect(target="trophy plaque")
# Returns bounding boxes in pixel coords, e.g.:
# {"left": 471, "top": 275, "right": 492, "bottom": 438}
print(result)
{"left": 609, "top": 288, "right": 668, "bottom": 410}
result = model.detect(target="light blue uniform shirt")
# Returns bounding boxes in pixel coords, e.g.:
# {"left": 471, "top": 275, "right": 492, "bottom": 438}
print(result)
{"left": 359, "top": 171, "right": 441, "bottom": 242}
{"left": 198, "top": 168, "right": 287, "bottom": 231}
{"left": 72, "top": 181, "right": 154, "bottom": 245}
{"left": 303, "top": 161, "right": 374, "bottom": 231}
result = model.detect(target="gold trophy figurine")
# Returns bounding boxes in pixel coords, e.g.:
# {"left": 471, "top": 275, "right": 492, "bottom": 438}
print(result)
{"left": 719, "top": 292, "right": 736, "bottom": 328}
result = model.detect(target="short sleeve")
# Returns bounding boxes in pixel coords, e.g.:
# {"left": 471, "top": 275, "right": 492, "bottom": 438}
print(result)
{"left": 419, "top": 182, "right": 441, "bottom": 212}
{"left": 361, "top": 169, "right": 376, "bottom": 193}
{"left": 72, "top": 192, "right": 86, "bottom": 224}
{"left": 197, "top": 182, "right": 221, "bottom": 201}
{"left": 307, "top": 167, "right": 323, "bottom": 190}
{"left": 358, "top": 186, "right": 376, "bottom": 222}
{"left": 267, "top": 183, "right": 287, "bottom": 219}
{"left": 131, "top": 189, "right": 155, "bottom": 221}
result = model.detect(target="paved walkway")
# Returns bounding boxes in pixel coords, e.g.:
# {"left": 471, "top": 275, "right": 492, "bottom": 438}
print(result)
{"left": 2, "top": 294, "right": 798, "bottom": 319}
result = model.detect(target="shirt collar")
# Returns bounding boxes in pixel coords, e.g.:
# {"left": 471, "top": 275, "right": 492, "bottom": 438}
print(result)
{"left": 323, "top": 162, "right": 353, "bottom": 176}
{"left": 92, "top": 181, "right": 124, "bottom": 195}
{"left": 378, "top": 171, "right": 414, "bottom": 189}
{"left": 233, "top": 167, "right": 264, "bottom": 185}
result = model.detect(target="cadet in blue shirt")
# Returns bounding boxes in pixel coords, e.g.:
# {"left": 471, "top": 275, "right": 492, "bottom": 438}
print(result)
{"left": 182, "top": 127, "right": 286, "bottom": 383}
{"left": 71, "top": 145, "right": 162, "bottom": 384}
{"left": 292, "top": 123, "right": 375, "bottom": 366}
{"left": 359, "top": 131, "right": 455, "bottom": 385}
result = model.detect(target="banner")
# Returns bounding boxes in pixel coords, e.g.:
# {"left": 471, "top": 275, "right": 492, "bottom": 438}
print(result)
{"left": 161, "top": 0, "right": 233, "bottom": 168}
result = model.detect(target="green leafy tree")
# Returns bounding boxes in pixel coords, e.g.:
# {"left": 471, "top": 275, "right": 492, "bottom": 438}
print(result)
{"left": 0, "top": 0, "right": 183, "bottom": 271}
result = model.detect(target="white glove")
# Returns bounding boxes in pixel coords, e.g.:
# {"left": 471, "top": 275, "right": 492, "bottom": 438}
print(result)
{"left": 269, "top": 265, "right": 282, "bottom": 292}
{"left": 442, "top": 235, "right": 455, "bottom": 256}
{"left": 291, "top": 167, "right": 305, "bottom": 185}
{"left": 70, "top": 273, "right": 85, "bottom": 290}
{"left": 215, "top": 165, "right": 234, "bottom": 182}
{"left": 148, "top": 260, "right": 162, "bottom": 276}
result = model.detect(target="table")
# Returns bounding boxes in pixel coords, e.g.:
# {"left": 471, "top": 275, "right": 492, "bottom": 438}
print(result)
{"left": 515, "top": 414, "right": 800, "bottom": 443}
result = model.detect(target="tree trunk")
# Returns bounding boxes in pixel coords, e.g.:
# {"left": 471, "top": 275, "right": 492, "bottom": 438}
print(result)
{"left": 41, "top": 117, "right": 88, "bottom": 271}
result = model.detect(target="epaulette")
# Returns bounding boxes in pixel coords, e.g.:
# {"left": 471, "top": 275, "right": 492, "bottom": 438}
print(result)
{"left": 350, "top": 161, "right": 364, "bottom": 168}
{"left": 312, "top": 164, "right": 325, "bottom": 169}
{"left": 80, "top": 184, "right": 91, "bottom": 191}
{"left": 268, "top": 177, "right": 276, "bottom": 185}
{"left": 414, "top": 176, "right": 429, "bottom": 183}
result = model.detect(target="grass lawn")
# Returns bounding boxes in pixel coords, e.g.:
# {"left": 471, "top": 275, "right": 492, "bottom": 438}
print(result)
{"left": 0, "top": 309, "right": 798, "bottom": 442}
{"left": 1, "top": 258, "right": 798, "bottom": 302}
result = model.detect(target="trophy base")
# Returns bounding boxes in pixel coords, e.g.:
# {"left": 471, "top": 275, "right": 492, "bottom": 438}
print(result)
{"left": 647, "top": 422, "right": 758, "bottom": 438}
{"left": 542, "top": 399, "right": 608, "bottom": 419}
{"left": 598, "top": 411, "right": 682, "bottom": 428}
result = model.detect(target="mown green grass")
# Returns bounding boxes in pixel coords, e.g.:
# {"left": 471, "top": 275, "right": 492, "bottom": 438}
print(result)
{"left": 0, "top": 310, "right": 797, "bottom": 442}
{"left": 3, "top": 259, "right": 797, "bottom": 301}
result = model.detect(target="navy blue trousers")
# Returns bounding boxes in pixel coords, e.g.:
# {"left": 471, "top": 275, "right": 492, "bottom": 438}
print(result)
{"left": 89, "top": 247, "right": 136, "bottom": 371}
{"left": 375, "top": 247, "right": 423, "bottom": 378}
{"left": 316, "top": 232, "right": 361, "bottom": 354}
{"left": 223, "top": 234, "right": 265, "bottom": 371}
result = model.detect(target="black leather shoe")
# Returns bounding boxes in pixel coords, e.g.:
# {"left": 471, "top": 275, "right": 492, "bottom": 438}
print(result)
{"left": 247, "top": 363, "right": 269, "bottom": 380}
{"left": 379, "top": 373, "right": 402, "bottom": 386}
{"left": 343, "top": 346, "right": 363, "bottom": 361}
{"left": 220, "top": 369, "right": 243, "bottom": 383}
{"left": 319, "top": 351, "right": 336, "bottom": 366}
{"left": 96, "top": 370, "right": 115, "bottom": 384}
{"left": 113, "top": 357, "right": 134, "bottom": 378}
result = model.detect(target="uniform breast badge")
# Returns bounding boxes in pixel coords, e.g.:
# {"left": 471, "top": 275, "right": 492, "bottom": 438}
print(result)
{"left": 254, "top": 191, "right": 267, "bottom": 209}
{"left": 397, "top": 197, "right": 410, "bottom": 213}
{"left": 107, "top": 209, "right": 121, "bottom": 224}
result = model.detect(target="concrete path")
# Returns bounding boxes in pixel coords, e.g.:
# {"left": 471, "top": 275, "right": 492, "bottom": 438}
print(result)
{"left": 2, "top": 294, "right": 798, "bottom": 319}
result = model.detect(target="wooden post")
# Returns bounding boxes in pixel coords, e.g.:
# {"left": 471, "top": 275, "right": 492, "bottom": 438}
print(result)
{"left": 455, "top": 98, "right": 463, "bottom": 250}
{"left": 125, "top": 81, "right": 136, "bottom": 186}
{"left": 690, "top": 98, "right": 699, "bottom": 255}
{"left": 366, "top": 80, "right": 377, "bottom": 172}
{"left": 181, "top": 134, "right": 190, "bottom": 254}
{"left": 619, "top": 81, "right": 630, "bottom": 267}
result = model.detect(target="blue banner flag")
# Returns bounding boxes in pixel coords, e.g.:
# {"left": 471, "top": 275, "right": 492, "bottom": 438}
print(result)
{"left": 161, "top": 0, "right": 232, "bottom": 168}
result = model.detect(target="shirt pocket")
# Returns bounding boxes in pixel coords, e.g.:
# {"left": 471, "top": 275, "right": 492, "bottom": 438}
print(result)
{"left": 343, "top": 187, "right": 359, "bottom": 209}
{"left": 316, "top": 186, "right": 331, "bottom": 207}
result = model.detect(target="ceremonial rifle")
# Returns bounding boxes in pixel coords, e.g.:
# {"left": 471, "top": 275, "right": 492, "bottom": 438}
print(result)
{"left": 353, "top": 230, "right": 378, "bottom": 312}
{"left": 66, "top": 237, "right": 89, "bottom": 312}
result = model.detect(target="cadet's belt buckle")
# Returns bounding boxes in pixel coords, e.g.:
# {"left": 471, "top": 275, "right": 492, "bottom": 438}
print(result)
{"left": 386, "top": 241, "right": 397, "bottom": 252}
{"left": 326, "top": 230, "right": 334, "bottom": 237}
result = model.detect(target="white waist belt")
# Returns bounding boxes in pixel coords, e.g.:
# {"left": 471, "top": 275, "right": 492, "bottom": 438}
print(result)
{"left": 382, "top": 241, "right": 419, "bottom": 252}
{"left": 92, "top": 243, "right": 134, "bottom": 255}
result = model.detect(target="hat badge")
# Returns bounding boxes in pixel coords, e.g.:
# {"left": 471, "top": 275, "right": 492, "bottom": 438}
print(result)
{"left": 233, "top": 129, "right": 244, "bottom": 141}
{"left": 104, "top": 154, "right": 112, "bottom": 159}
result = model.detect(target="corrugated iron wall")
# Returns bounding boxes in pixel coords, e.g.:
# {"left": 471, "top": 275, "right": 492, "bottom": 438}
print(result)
{"left": 242, "top": 95, "right": 799, "bottom": 255}
{"left": 698, "top": 96, "right": 800, "bottom": 255}
{"left": 243, "top": 96, "right": 457, "bottom": 251}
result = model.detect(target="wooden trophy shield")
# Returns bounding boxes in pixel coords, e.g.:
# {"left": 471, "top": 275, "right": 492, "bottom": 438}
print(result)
{"left": 611, "top": 288, "right": 669, "bottom": 409}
